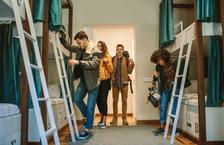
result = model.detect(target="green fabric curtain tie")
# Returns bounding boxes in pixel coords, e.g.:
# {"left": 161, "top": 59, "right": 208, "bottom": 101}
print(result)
{"left": 159, "top": 0, "right": 175, "bottom": 48}
{"left": 197, "top": 0, "right": 221, "bottom": 22}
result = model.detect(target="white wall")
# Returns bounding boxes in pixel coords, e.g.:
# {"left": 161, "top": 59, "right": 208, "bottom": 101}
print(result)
{"left": 92, "top": 26, "right": 135, "bottom": 115}
{"left": 60, "top": 0, "right": 195, "bottom": 121}
{"left": 69, "top": 0, "right": 162, "bottom": 120}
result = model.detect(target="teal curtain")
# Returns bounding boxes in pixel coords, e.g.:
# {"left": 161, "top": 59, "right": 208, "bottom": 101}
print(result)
{"left": 63, "top": 55, "right": 75, "bottom": 101}
{"left": 49, "top": 0, "right": 62, "bottom": 30}
{"left": 159, "top": 0, "right": 174, "bottom": 48}
{"left": 32, "top": 0, "right": 45, "bottom": 22}
{"left": 206, "top": 36, "right": 224, "bottom": 107}
{"left": 197, "top": 0, "right": 220, "bottom": 22}
{"left": 0, "top": 24, "right": 22, "bottom": 105}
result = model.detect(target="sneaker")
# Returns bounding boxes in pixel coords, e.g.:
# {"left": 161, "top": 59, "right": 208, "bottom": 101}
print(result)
{"left": 153, "top": 127, "right": 164, "bottom": 136}
{"left": 78, "top": 130, "right": 90, "bottom": 140}
{"left": 98, "top": 122, "right": 106, "bottom": 129}
{"left": 110, "top": 118, "right": 118, "bottom": 125}
{"left": 122, "top": 120, "right": 129, "bottom": 126}
{"left": 152, "top": 127, "right": 161, "bottom": 133}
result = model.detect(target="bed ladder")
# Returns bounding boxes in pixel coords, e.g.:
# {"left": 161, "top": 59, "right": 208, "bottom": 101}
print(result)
{"left": 51, "top": 32, "right": 80, "bottom": 142}
{"left": 12, "top": 0, "right": 60, "bottom": 144}
{"left": 163, "top": 26, "right": 194, "bottom": 144}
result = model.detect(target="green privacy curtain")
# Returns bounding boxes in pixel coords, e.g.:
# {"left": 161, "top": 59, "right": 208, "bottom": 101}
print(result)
{"left": 32, "top": 0, "right": 45, "bottom": 22}
{"left": 159, "top": 0, "right": 174, "bottom": 48}
{"left": 32, "top": 0, "right": 62, "bottom": 30}
{"left": 0, "top": 24, "right": 22, "bottom": 105}
{"left": 197, "top": 0, "right": 220, "bottom": 22}
{"left": 64, "top": 55, "right": 75, "bottom": 101}
{"left": 49, "top": 0, "right": 62, "bottom": 30}
{"left": 206, "top": 36, "right": 224, "bottom": 107}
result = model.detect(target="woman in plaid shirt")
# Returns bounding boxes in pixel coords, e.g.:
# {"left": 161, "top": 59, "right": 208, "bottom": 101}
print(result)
{"left": 151, "top": 49, "right": 179, "bottom": 136}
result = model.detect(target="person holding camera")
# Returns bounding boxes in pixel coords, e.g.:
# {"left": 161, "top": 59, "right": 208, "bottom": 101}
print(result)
{"left": 150, "top": 49, "right": 177, "bottom": 136}
{"left": 96, "top": 41, "right": 113, "bottom": 129}
{"left": 110, "top": 44, "right": 134, "bottom": 126}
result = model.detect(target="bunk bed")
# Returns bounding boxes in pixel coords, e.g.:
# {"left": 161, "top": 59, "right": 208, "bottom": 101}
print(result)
{"left": 165, "top": 1, "right": 224, "bottom": 143}
{"left": 0, "top": 1, "right": 24, "bottom": 144}
{"left": 0, "top": 0, "right": 74, "bottom": 144}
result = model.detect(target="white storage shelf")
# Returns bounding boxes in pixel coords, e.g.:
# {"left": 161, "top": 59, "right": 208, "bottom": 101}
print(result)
{"left": 0, "top": 114, "right": 21, "bottom": 145}
{"left": 180, "top": 95, "right": 224, "bottom": 141}
{"left": 47, "top": 99, "right": 68, "bottom": 130}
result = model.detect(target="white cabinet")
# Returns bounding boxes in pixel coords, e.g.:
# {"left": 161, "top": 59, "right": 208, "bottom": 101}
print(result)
{"left": 179, "top": 98, "right": 199, "bottom": 138}
{"left": 47, "top": 99, "right": 68, "bottom": 130}
{"left": 0, "top": 113, "right": 21, "bottom": 145}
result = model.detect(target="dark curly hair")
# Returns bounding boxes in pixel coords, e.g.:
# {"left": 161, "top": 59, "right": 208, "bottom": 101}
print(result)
{"left": 150, "top": 50, "right": 160, "bottom": 63}
{"left": 150, "top": 49, "right": 171, "bottom": 64}
{"left": 157, "top": 49, "right": 171, "bottom": 63}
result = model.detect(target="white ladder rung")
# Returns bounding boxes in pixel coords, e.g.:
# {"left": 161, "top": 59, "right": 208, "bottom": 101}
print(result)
{"left": 176, "top": 74, "right": 183, "bottom": 78}
{"left": 30, "top": 64, "right": 42, "bottom": 70}
{"left": 45, "top": 128, "right": 56, "bottom": 137}
{"left": 38, "top": 98, "right": 50, "bottom": 101}
{"left": 62, "top": 75, "right": 67, "bottom": 79}
{"left": 180, "top": 54, "right": 187, "bottom": 59}
{"left": 70, "top": 113, "right": 75, "bottom": 118}
{"left": 169, "top": 114, "right": 176, "bottom": 118}
{"left": 59, "top": 56, "right": 63, "bottom": 60}
{"left": 66, "top": 95, "right": 70, "bottom": 98}
{"left": 24, "top": 31, "right": 36, "bottom": 41}
{"left": 173, "top": 95, "right": 179, "bottom": 98}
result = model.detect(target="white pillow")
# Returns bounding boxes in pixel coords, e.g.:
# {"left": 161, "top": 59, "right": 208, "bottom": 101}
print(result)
{"left": 48, "top": 83, "right": 61, "bottom": 98}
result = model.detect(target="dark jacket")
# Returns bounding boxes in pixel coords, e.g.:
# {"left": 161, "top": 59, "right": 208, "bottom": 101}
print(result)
{"left": 60, "top": 38, "right": 101, "bottom": 91}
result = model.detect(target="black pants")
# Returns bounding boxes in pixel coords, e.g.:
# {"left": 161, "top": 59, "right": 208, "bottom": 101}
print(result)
{"left": 97, "top": 79, "right": 111, "bottom": 116}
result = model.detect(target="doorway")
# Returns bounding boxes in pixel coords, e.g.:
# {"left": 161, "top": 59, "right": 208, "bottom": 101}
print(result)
{"left": 83, "top": 25, "right": 136, "bottom": 124}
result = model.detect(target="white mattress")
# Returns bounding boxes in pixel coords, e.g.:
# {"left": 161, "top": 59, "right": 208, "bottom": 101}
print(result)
{"left": 0, "top": 0, "right": 25, "bottom": 23}
{"left": 0, "top": 103, "right": 20, "bottom": 118}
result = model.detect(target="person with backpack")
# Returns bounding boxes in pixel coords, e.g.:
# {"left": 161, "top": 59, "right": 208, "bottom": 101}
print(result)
{"left": 110, "top": 44, "right": 134, "bottom": 126}
{"left": 96, "top": 41, "right": 113, "bottom": 129}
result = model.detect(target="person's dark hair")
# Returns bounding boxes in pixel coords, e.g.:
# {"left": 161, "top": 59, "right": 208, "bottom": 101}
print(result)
{"left": 157, "top": 49, "right": 171, "bottom": 63}
{"left": 150, "top": 50, "right": 160, "bottom": 63}
{"left": 116, "top": 44, "right": 124, "bottom": 49}
{"left": 150, "top": 49, "right": 171, "bottom": 63}
{"left": 98, "top": 41, "right": 108, "bottom": 55}
{"left": 74, "top": 31, "right": 88, "bottom": 40}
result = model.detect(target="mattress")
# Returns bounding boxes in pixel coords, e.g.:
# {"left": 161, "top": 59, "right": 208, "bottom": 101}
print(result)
{"left": 0, "top": 103, "right": 20, "bottom": 118}
{"left": 0, "top": 0, "right": 25, "bottom": 23}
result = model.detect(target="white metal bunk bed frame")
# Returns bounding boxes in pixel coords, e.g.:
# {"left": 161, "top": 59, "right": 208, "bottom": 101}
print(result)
{"left": 164, "top": 21, "right": 223, "bottom": 144}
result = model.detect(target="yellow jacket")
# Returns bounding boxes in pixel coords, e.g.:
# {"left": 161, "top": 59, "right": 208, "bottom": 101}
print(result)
{"left": 99, "top": 53, "right": 113, "bottom": 80}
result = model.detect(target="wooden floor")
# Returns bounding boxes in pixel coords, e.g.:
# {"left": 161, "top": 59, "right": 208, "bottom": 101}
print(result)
{"left": 49, "top": 116, "right": 197, "bottom": 145}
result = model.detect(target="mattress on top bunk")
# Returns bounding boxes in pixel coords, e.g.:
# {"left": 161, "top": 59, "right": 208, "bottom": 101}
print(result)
{"left": 0, "top": 0, "right": 25, "bottom": 22}
{"left": 0, "top": 103, "right": 20, "bottom": 118}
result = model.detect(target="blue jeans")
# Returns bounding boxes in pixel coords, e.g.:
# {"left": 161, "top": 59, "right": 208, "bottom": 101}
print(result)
{"left": 74, "top": 81, "right": 99, "bottom": 129}
{"left": 160, "top": 88, "right": 180, "bottom": 123}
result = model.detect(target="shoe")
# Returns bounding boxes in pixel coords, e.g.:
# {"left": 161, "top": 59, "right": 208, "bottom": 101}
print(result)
{"left": 153, "top": 127, "right": 164, "bottom": 136}
{"left": 110, "top": 118, "right": 118, "bottom": 125}
{"left": 78, "top": 130, "right": 91, "bottom": 140}
{"left": 152, "top": 127, "right": 161, "bottom": 133}
{"left": 98, "top": 121, "right": 103, "bottom": 126}
{"left": 98, "top": 122, "right": 106, "bottom": 129}
{"left": 122, "top": 120, "right": 129, "bottom": 126}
